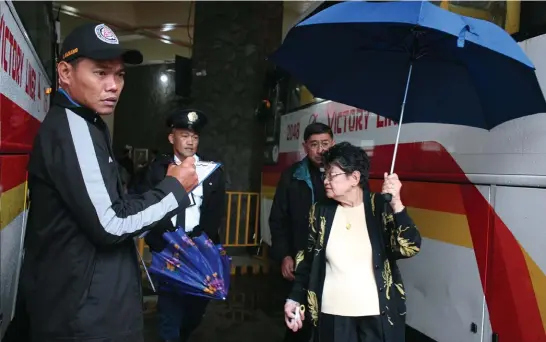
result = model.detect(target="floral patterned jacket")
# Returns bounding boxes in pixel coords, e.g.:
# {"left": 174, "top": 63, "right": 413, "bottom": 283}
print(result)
{"left": 288, "top": 189, "right": 421, "bottom": 342}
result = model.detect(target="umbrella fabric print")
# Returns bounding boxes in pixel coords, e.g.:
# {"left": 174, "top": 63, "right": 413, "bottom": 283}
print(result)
{"left": 148, "top": 226, "right": 231, "bottom": 300}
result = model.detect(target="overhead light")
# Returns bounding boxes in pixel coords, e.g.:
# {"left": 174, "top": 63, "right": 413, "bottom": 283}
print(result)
{"left": 160, "top": 35, "right": 173, "bottom": 44}
{"left": 59, "top": 4, "right": 79, "bottom": 17}
{"left": 160, "top": 23, "right": 176, "bottom": 32}
{"left": 160, "top": 74, "right": 168, "bottom": 83}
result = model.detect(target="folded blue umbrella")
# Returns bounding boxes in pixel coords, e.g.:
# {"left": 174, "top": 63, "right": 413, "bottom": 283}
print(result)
{"left": 148, "top": 228, "right": 231, "bottom": 300}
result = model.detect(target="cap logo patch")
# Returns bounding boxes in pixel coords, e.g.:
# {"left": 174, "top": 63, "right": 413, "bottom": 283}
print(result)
{"left": 187, "top": 111, "right": 198, "bottom": 123}
{"left": 94, "top": 24, "right": 119, "bottom": 44}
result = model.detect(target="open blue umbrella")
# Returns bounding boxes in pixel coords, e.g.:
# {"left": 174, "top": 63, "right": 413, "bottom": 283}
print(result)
{"left": 148, "top": 228, "right": 232, "bottom": 300}
{"left": 269, "top": 0, "right": 546, "bottom": 200}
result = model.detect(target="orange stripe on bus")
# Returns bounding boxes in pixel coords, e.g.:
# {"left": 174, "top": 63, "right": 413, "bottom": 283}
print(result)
{"left": 262, "top": 172, "right": 281, "bottom": 188}
{"left": 263, "top": 171, "right": 467, "bottom": 215}
{"left": 369, "top": 179, "right": 466, "bottom": 215}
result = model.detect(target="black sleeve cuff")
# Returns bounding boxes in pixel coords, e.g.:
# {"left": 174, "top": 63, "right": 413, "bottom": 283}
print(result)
{"left": 272, "top": 246, "right": 291, "bottom": 263}
{"left": 144, "top": 229, "right": 168, "bottom": 253}
{"left": 393, "top": 207, "right": 414, "bottom": 226}
{"left": 288, "top": 288, "right": 304, "bottom": 304}
{"left": 157, "top": 176, "right": 191, "bottom": 208}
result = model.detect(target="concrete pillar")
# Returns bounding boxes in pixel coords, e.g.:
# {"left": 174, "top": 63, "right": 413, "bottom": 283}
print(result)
{"left": 113, "top": 63, "right": 177, "bottom": 156}
{"left": 191, "top": 1, "right": 283, "bottom": 191}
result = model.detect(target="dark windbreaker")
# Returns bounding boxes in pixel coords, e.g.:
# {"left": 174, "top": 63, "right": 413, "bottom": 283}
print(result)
{"left": 21, "top": 92, "right": 190, "bottom": 342}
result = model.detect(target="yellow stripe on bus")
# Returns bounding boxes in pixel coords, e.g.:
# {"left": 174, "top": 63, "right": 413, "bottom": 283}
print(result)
{"left": 0, "top": 182, "right": 26, "bottom": 231}
{"left": 407, "top": 207, "right": 473, "bottom": 249}
{"left": 261, "top": 185, "right": 276, "bottom": 200}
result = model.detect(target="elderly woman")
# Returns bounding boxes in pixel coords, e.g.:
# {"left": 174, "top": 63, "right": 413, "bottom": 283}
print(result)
{"left": 283, "top": 142, "right": 421, "bottom": 342}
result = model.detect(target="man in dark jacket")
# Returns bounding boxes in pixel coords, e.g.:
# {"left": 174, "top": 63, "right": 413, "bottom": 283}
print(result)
{"left": 21, "top": 23, "right": 198, "bottom": 342}
{"left": 269, "top": 122, "right": 334, "bottom": 342}
{"left": 131, "top": 108, "right": 226, "bottom": 342}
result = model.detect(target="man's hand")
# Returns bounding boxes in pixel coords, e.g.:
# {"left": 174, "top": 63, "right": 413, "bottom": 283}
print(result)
{"left": 281, "top": 256, "right": 295, "bottom": 281}
{"left": 167, "top": 156, "right": 198, "bottom": 192}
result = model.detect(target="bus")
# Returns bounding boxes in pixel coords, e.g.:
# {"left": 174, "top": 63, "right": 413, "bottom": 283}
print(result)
{"left": 0, "top": 0, "right": 55, "bottom": 338}
{"left": 260, "top": 2, "right": 546, "bottom": 342}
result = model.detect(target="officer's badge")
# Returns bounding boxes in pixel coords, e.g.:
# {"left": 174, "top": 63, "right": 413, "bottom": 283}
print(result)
{"left": 187, "top": 111, "right": 198, "bottom": 123}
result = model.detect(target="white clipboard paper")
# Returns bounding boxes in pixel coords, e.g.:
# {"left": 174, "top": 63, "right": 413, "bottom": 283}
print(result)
{"left": 192, "top": 160, "right": 222, "bottom": 191}
{"left": 139, "top": 160, "right": 222, "bottom": 239}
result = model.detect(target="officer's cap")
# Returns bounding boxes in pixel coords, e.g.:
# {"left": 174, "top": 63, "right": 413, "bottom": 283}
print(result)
{"left": 166, "top": 109, "right": 208, "bottom": 134}
{"left": 60, "top": 23, "right": 143, "bottom": 65}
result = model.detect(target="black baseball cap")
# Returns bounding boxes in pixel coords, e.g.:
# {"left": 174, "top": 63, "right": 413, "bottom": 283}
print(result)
{"left": 60, "top": 23, "right": 143, "bottom": 65}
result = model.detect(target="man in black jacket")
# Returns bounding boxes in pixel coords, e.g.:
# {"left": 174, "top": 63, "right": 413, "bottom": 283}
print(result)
{"left": 21, "top": 23, "right": 197, "bottom": 342}
{"left": 131, "top": 108, "right": 226, "bottom": 342}
{"left": 269, "top": 122, "right": 334, "bottom": 342}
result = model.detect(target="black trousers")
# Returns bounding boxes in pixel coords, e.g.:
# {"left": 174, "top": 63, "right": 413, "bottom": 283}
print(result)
{"left": 318, "top": 314, "right": 384, "bottom": 342}
{"left": 284, "top": 320, "right": 313, "bottom": 342}
{"left": 157, "top": 290, "right": 209, "bottom": 342}
{"left": 4, "top": 291, "right": 31, "bottom": 342}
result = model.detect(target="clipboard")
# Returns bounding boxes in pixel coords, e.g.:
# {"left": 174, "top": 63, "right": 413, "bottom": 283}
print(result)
{"left": 191, "top": 160, "right": 222, "bottom": 191}
{"left": 139, "top": 161, "right": 222, "bottom": 239}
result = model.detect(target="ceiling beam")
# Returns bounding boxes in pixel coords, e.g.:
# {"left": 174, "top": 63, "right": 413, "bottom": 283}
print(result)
{"left": 121, "top": 23, "right": 193, "bottom": 31}
{"left": 53, "top": 3, "right": 192, "bottom": 49}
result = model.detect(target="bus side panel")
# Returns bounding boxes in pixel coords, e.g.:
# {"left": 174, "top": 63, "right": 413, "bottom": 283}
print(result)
{"left": 369, "top": 179, "right": 489, "bottom": 342}
{"left": 489, "top": 186, "right": 546, "bottom": 342}
{"left": 0, "top": 0, "right": 50, "bottom": 154}
{"left": 1, "top": 1, "right": 52, "bottom": 336}
{"left": 0, "top": 90, "right": 41, "bottom": 153}
{"left": 260, "top": 193, "right": 274, "bottom": 246}
{"left": 0, "top": 154, "right": 28, "bottom": 337}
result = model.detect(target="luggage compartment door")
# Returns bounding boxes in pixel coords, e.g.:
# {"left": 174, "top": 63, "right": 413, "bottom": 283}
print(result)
{"left": 486, "top": 186, "right": 546, "bottom": 342}
{"left": 0, "top": 155, "right": 29, "bottom": 337}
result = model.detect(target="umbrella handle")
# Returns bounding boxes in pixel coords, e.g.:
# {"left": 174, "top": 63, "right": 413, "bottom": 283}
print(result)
{"left": 383, "top": 193, "right": 393, "bottom": 202}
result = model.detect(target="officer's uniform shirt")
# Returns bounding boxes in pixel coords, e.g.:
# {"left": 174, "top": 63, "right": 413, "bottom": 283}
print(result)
{"left": 167, "top": 108, "right": 208, "bottom": 233}
{"left": 171, "top": 154, "right": 203, "bottom": 232}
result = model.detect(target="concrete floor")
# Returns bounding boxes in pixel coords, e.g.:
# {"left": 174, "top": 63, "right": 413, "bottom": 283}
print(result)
{"left": 143, "top": 273, "right": 287, "bottom": 342}
{"left": 3, "top": 257, "right": 430, "bottom": 342}
{"left": 142, "top": 268, "right": 433, "bottom": 342}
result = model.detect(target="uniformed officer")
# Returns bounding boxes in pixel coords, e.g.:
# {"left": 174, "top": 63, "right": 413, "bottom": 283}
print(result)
{"left": 130, "top": 108, "right": 226, "bottom": 342}
{"left": 21, "top": 23, "right": 198, "bottom": 342}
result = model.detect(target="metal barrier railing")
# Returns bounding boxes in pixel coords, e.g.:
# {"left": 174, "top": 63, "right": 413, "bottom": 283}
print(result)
{"left": 223, "top": 191, "right": 260, "bottom": 247}
{"left": 137, "top": 191, "right": 261, "bottom": 261}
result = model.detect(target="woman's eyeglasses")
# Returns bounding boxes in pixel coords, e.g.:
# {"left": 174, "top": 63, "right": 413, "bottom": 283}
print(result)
{"left": 323, "top": 172, "right": 346, "bottom": 181}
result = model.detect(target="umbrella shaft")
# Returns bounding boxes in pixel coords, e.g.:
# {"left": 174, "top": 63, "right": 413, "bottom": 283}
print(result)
{"left": 390, "top": 62, "right": 413, "bottom": 174}
{"left": 134, "top": 240, "right": 156, "bottom": 292}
